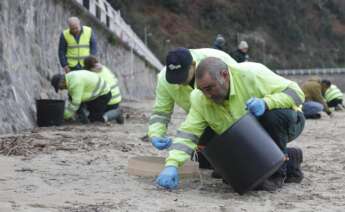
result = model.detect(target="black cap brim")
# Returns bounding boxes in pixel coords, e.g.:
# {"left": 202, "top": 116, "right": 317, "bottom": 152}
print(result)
{"left": 165, "top": 65, "right": 191, "bottom": 84}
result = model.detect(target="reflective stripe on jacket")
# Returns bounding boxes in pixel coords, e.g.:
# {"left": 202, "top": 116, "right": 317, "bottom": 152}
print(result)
{"left": 325, "top": 85, "right": 343, "bottom": 102}
{"left": 63, "top": 26, "right": 92, "bottom": 67}
{"left": 148, "top": 48, "right": 237, "bottom": 138}
{"left": 96, "top": 65, "right": 122, "bottom": 105}
{"left": 64, "top": 70, "right": 110, "bottom": 119}
{"left": 165, "top": 62, "right": 305, "bottom": 167}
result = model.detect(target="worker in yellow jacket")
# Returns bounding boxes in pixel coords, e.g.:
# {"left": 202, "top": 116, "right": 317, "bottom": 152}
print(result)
{"left": 84, "top": 56, "right": 124, "bottom": 124}
{"left": 51, "top": 71, "right": 114, "bottom": 122}
{"left": 155, "top": 57, "right": 305, "bottom": 191}
{"left": 147, "top": 48, "right": 237, "bottom": 169}
{"left": 58, "top": 17, "right": 97, "bottom": 72}
{"left": 321, "top": 79, "right": 344, "bottom": 110}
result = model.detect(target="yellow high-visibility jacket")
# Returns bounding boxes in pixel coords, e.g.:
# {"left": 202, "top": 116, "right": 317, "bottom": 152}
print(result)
{"left": 165, "top": 62, "right": 305, "bottom": 167}
{"left": 63, "top": 26, "right": 92, "bottom": 68}
{"left": 96, "top": 65, "right": 122, "bottom": 105}
{"left": 64, "top": 70, "right": 110, "bottom": 119}
{"left": 148, "top": 48, "right": 237, "bottom": 138}
{"left": 324, "top": 85, "right": 343, "bottom": 102}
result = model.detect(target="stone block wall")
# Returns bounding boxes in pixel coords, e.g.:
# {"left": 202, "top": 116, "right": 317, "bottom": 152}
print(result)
{"left": 0, "top": 0, "right": 159, "bottom": 134}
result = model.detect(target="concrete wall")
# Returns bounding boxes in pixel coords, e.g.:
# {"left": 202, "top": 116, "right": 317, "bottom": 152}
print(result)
{"left": 0, "top": 0, "right": 159, "bottom": 134}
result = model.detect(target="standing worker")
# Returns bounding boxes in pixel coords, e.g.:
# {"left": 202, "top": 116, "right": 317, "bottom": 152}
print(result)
{"left": 84, "top": 56, "right": 124, "bottom": 124}
{"left": 302, "top": 77, "right": 332, "bottom": 119}
{"left": 148, "top": 48, "right": 237, "bottom": 171}
{"left": 230, "top": 40, "right": 249, "bottom": 63}
{"left": 58, "top": 17, "right": 97, "bottom": 72}
{"left": 51, "top": 70, "right": 113, "bottom": 123}
{"left": 212, "top": 34, "right": 226, "bottom": 51}
{"left": 155, "top": 57, "right": 305, "bottom": 191}
{"left": 321, "top": 79, "right": 344, "bottom": 111}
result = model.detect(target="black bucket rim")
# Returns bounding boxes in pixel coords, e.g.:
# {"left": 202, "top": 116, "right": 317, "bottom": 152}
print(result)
{"left": 36, "top": 99, "right": 65, "bottom": 103}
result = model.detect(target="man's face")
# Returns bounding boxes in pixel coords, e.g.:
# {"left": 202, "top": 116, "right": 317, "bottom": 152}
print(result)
{"left": 321, "top": 83, "right": 329, "bottom": 94}
{"left": 58, "top": 79, "right": 66, "bottom": 90}
{"left": 69, "top": 23, "right": 81, "bottom": 35}
{"left": 240, "top": 48, "right": 248, "bottom": 53}
{"left": 197, "top": 71, "right": 229, "bottom": 104}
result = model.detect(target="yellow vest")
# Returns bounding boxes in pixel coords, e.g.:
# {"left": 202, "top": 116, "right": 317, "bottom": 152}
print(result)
{"left": 97, "top": 66, "right": 122, "bottom": 105}
{"left": 63, "top": 26, "right": 92, "bottom": 68}
{"left": 64, "top": 70, "right": 110, "bottom": 119}
{"left": 325, "top": 85, "right": 343, "bottom": 102}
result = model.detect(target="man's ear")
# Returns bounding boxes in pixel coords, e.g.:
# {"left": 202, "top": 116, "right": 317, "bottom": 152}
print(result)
{"left": 221, "top": 69, "right": 229, "bottom": 80}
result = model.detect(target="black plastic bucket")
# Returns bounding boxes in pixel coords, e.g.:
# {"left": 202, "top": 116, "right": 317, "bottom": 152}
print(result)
{"left": 36, "top": 99, "right": 65, "bottom": 127}
{"left": 202, "top": 113, "right": 285, "bottom": 195}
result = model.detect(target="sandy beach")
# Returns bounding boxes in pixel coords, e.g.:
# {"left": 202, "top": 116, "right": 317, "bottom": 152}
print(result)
{"left": 0, "top": 100, "right": 344, "bottom": 212}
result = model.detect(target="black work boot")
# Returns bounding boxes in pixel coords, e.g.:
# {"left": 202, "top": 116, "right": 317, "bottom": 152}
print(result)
{"left": 286, "top": 147, "right": 304, "bottom": 183}
{"left": 76, "top": 106, "right": 90, "bottom": 124}
{"left": 115, "top": 111, "right": 124, "bottom": 124}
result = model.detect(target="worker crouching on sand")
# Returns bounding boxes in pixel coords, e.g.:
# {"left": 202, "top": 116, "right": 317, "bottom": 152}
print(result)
{"left": 321, "top": 79, "right": 344, "bottom": 111}
{"left": 302, "top": 77, "right": 332, "bottom": 119}
{"left": 155, "top": 57, "right": 305, "bottom": 191}
{"left": 147, "top": 47, "right": 237, "bottom": 173}
{"left": 51, "top": 70, "right": 122, "bottom": 123}
{"left": 84, "top": 56, "right": 124, "bottom": 124}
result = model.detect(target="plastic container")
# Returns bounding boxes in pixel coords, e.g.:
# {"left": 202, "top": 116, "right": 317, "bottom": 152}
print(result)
{"left": 202, "top": 113, "right": 285, "bottom": 195}
{"left": 36, "top": 99, "right": 65, "bottom": 127}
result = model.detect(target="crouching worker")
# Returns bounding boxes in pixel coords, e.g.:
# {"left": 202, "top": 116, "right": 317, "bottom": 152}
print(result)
{"left": 302, "top": 77, "right": 332, "bottom": 119}
{"left": 155, "top": 58, "right": 305, "bottom": 191}
{"left": 84, "top": 56, "right": 124, "bottom": 124}
{"left": 321, "top": 79, "right": 344, "bottom": 111}
{"left": 51, "top": 70, "right": 120, "bottom": 123}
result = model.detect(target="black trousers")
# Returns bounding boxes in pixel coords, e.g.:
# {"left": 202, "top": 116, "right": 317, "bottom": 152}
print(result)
{"left": 196, "top": 127, "right": 217, "bottom": 169}
{"left": 258, "top": 109, "right": 305, "bottom": 153}
{"left": 327, "top": 99, "right": 343, "bottom": 108}
{"left": 258, "top": 109, "right": 305, "bottom": 176}
{"left": 85, "top": 92, "right": 111, "bottom": 122}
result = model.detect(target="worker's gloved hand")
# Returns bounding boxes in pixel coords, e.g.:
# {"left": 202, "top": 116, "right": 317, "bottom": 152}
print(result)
{"left": 156, "top": 166, "right": 179, "bottom": 189}
{"left": 246, "top": 97, "right": 266, "bottom": 117}
{"left": 151, "top": 137, "right": 172, "bottom": 150}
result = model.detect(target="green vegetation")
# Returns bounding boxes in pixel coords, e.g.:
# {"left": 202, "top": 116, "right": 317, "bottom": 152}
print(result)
{"left": 108, "top": 0, "right": 345, "bottom": 69}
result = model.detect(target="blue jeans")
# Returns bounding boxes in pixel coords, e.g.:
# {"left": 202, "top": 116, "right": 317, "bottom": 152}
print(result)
{"left": 302, "top": 101, "right": 323, "bottom": 116}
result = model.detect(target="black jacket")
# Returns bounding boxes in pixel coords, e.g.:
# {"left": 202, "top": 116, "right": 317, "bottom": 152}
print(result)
{"left": 230, "top": 49, "right": 248, "bottom": 63}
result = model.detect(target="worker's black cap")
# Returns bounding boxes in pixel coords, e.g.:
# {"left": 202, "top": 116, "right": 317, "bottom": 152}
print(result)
{"left": 50, "top": 74, "right": 64, "bottom": 93}
{"left": 165, "top": 47, "right": 193, "bottom": 84}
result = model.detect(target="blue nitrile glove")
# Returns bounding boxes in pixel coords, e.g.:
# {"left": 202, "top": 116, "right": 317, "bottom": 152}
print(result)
{"left": 151, "top": 137, "right": 172, "bottom": 150}
{"left": 156, "top": 166, "right": 179, "bottom": 189}
{"left": 246, "top": 97, "right": 266, "bottom": 117}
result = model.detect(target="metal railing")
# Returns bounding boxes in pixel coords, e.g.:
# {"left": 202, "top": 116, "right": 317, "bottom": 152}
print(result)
{"left": 74, "top": 0, "right": 163, "bottom": 71}
{"left": 275, "top": 68, "right": 345, "bottom": 76}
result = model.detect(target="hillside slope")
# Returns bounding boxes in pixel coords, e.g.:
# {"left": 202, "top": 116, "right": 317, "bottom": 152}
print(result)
{"left": 109, "top": 0, "right": 345, "bottom": 69}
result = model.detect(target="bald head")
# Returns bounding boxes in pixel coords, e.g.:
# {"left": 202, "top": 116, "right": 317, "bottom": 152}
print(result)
{"left": 196, "top": 57, "right": 228, "bottom": 81}
{"left": 196, "top": 57, "right": 230, "bottom": 104}
{"left": 68, "top": 17, "right": 81, "bottom": 35}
